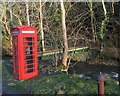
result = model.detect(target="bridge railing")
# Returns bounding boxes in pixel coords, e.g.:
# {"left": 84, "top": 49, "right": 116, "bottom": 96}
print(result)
{"left": 37, "top": 36, "right": 87, "bottom": 53}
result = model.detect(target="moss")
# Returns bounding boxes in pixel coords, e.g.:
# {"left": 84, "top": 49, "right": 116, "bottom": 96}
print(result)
{"left": 57, "top": 64, "right": 67, "bottom": 70}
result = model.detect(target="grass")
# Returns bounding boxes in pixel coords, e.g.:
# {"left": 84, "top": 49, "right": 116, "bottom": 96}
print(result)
{"left": 2, "top": 63, "right": 120, "bottom": 95}
{"left": 22, "top": 74, "right": 98, "bottom": 94}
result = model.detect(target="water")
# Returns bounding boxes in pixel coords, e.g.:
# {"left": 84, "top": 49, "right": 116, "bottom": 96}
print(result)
{"left": 68, "top": 61, "right": 119, "bottom": 74}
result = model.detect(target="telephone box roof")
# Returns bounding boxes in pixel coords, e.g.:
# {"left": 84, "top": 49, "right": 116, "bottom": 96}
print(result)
{"left": 12, "top": 26, "right": 37, "bottom": 34}
{"left": 12, "top": 26, "right": 36, "bottom": 30}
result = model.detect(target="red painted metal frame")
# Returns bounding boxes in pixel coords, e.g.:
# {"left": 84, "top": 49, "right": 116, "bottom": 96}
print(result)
{"left": 12, "top": 26, "right": 38, "bottom": 80}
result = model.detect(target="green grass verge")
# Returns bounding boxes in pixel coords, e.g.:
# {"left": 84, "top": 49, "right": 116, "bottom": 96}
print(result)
{"left": 2, "top": 64, "right": 120, "bottom": 95}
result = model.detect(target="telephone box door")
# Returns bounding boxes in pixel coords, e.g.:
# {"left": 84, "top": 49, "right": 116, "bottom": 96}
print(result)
{"left": 22, "top": 35, "right": 38, "bottom": 79}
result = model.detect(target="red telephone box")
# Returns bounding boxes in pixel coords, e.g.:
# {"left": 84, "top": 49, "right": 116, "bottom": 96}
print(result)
{"left": 12, "top": 26, "right": 38, "bottom": 80}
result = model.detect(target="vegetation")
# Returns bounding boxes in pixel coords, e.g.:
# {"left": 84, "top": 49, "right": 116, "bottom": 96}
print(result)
{"left": 2, "top": 63, "right": 120, "bottom": 95}
{"left": 1, "top": 1, "right": 119, "bottom": 95}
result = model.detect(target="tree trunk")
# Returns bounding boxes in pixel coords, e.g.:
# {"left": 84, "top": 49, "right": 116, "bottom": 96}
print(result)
{"left": 10, "top": 3, "right": 14, "bottom": 27}
{"left": 60, "top": 0, "right": 68, "bottom": 67}
{"left": 26, "top": 0, "right": 30, "bottom": 26}
{"left": 99, "top": 0, "right": 108, "bottom": 59}
{"left": 89, "top": 0, "right": 97, "bottom": 45}
{"left": 40, "top": 0, "right": 45, "bottom": 53}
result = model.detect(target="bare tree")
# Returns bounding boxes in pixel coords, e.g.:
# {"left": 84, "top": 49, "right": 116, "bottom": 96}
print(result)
{"left": 26, "top": 0, "right": 30, "bottom": 26}
{"left": 112, "top": 1, "right": 115, "bottom": 15}
{"left": 99, "top": 0, "right": 108, "bottom": 59}
{"left": 10, "top": 2, "right": 14, "bottom": 27}
{"left": 60, "top": 0, "right": 68, "bottom": 68}
{"left": 39, "top": 0, "right": 45, "bottom": 53}
{"left": 88, "top": 0, "right": 97, "bottom": 44}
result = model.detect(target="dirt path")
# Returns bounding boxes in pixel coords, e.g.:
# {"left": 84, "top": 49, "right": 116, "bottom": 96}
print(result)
{"left": 2, "top": 82, "right": 22, "bottom": 95}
